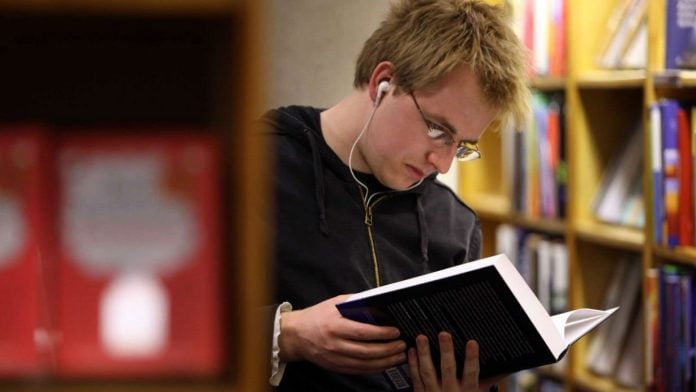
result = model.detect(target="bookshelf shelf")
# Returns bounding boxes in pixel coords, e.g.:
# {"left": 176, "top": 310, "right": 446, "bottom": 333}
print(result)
{"left": 574, "top": 222, "right": 645, "bottom": 252}
{"left": 507, "top": 215, "right": 566, "bottom": 236}
{"left": 531, "top": 76, "right": 567, "bottom": 91}
{"left": 653, "top": 246, "right": 696, "bottom": 266}
{"left": 534, "top": 366, "right": 566, "bottom": 381}
{"left": 476, "top": 210, "right": 567, "bottom": 236}
{"left": 575, "top": 70, "right": 646, "bottom": 89}
{"left": 464, "top": 195, "right": 511, "bottom": 218}
{"left": 572, "top": 370, "right": 642, "bottom": 392}
{"left": 653, "top": 70, "right": 696, "bottom": 88}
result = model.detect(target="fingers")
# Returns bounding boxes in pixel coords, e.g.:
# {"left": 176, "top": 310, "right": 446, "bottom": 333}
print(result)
{"left": 409, "top": 334, "right": 482, "bottom": 392}
{"left": 337, "top": 317, "right": 402, "bottom": 341}
{"left": 336, "top": 336, "right": 407, "bottom": 360}
{"left": 438, "top": 332, "right": 458, "bottom": 390}
{"left": 407, "top": 347, "right": 424, "bottom": 392}
{"left": 415, "top": 335, "right": 440, "bottom": 391}
{"left": 460, "top": 340, "right": 480, "bottom": 391}
{"left": 281, "top": 296, "right": 409, "bottom": 374}
{"left": 328, "top": 350, "right": 408, "bottom": 374}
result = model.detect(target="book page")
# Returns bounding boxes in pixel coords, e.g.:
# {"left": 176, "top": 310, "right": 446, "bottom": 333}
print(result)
{"left": 551, "top": 307, "right": 619, "bottom": 345}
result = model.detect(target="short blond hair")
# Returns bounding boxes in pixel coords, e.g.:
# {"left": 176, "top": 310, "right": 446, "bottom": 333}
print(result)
{"left": 354, "top": 0, "right": 530, "bottom": 130}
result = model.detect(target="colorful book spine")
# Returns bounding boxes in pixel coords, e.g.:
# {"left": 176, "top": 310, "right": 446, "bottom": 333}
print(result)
{"left": 661, "top": 99, "right": 680, "bottom": 247}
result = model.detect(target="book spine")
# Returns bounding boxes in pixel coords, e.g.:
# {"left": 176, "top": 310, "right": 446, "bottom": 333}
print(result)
{"left": 661, "top": 100, "right": 680, "bottom": 247}
{"left": 651, "top": 103, "right": 664, "bottom": 245}
{"left": 678, "top": 107, "right": 694, "bottom": 246}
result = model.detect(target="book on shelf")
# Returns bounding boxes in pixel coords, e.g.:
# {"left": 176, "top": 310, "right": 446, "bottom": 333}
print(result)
{"left": 647, "top": 265, "right": 696, "bottom": 391}
{"left": 56, "top": 132, "right": 224, "bottom": 377}
{"left": 509, "top": 0, "right": 566, "bottom": 78}
{"left": 0, "top": 125, "right": 55, "bottom": 376}
{"left": 336, "top": 254, "right": 617, "bottom": 390}
{"left": 614, "top": 309, "right": 644, "bottom": 388}
{"left": 658, "top": 265, "right": 696, "bottom": 391}
{"left": 584, "top": 254, "right": 642, "bottom": 377}
{"left": 661, "top": 99, "right": 681, "bottom": 247}
{"left": 596, "top": 0, "right": 647, "bottom": 69}
{"left": 650, "top": 103, "right": 665, "bottom": 245}
{"left": 592, "top": 120, "right": 644, "bottom": 227}
{"left": 693, "top": 107, "right": 696, "bottom": 247}
{"left": 513, "top": 92, "right": 565, "bottom": 219}
{"left": 677, "top": 106, "right": 694, "bottom": 246}
{"left": 666, "top": 0, "right": 696, "bottom": 69}
{"left": 619, "top": 19, "right": 647, "bottom": 69}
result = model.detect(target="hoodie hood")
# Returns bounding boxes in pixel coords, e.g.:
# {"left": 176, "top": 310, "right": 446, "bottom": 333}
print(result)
{"left": 261, "top": 105, "right": 433, "bottom": 263}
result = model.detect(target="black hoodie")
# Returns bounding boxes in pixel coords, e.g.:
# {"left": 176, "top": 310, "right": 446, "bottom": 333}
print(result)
{"left": 261, "top": 105, "right": 482, "bottom": 391}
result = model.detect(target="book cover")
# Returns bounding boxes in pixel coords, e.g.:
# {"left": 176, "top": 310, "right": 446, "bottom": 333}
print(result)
{"left": 665, "top": 0, "right": 696, "bottom": 69}
{"left": 55, "top": 132, "right": 223, "bottom": 377}
{"left": 0, "top": 126, "right": 56, "bottom": 376}
{"left": 336, "top": 254, "right": 617, "bottom": 388}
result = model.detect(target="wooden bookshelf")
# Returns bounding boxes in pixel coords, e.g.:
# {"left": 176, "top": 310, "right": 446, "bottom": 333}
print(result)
{"left": 0, "top": 1, "right": 268, "bottom": 391}
{"left": 460, "top": 0, "right": 696, "bottom": 390}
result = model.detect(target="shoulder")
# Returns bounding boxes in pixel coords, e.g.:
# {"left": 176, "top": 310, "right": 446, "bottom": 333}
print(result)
{"left": 421, "top": 178, "right": 478, "bottom": 217}
{"left": 258, "top": 106, "right": 323, "bottom": 136}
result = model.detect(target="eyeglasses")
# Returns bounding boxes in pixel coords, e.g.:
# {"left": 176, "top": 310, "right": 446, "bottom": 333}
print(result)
{"left": 410, "top": 94, "right": 482, "bottom": 162}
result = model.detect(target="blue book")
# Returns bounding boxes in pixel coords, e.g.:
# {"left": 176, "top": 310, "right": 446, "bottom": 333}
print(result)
{"left": 666, "top": 0, "right": 696, "bottom": 69}
{"left": 651, "top": 103, "right": 664, "bottom": 245}
{"left": 661, "top": 99, "right": 680, "bottom": 247}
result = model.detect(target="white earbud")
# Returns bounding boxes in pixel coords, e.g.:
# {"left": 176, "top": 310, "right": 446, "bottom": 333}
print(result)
{"left": 375, "top": 80, "right": 391, "bottom": 106}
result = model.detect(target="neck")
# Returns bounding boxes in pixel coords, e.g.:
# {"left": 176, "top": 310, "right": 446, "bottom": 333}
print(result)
{"left": 320, "top": 90, "right": 374, "bottom": 173}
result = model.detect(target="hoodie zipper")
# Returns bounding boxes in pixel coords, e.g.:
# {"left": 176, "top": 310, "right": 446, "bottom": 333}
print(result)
{"left": 360, "top": 188, "right": 389, "bottom": 287}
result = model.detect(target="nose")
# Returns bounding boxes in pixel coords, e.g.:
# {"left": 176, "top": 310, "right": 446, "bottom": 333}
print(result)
{"left": 426, "top": 149, "right": 454, "bottom": 174}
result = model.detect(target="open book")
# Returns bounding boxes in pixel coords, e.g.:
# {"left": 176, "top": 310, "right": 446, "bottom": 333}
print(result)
{"left": 336, "top": 254, "right": 617, "bottom": 390}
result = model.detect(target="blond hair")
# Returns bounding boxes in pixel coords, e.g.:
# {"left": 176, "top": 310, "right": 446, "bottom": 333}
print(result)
{"left": 354, "top": 0, "right": 530, "bottom": 130}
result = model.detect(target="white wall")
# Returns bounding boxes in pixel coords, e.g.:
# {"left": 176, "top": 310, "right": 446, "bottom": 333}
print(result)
{"left": 265, "top": 0, "right": 391, "bottom": 109}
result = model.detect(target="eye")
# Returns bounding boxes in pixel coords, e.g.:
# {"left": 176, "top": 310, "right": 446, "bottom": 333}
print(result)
{"left": 426, "top": 124, "right": 447, "bottom": 139}
{"left": 426, "top": 123, "right": 454, "bottom": 146}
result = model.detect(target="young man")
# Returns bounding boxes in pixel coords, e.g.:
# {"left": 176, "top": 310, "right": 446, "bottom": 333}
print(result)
{"left": 262, "top": 0, "right": 529, "bottom": 390}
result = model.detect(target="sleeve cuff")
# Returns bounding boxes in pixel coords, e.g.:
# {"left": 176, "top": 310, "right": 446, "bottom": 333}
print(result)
{"left": 269, "top": 301, "right": 293, "bottom": 386}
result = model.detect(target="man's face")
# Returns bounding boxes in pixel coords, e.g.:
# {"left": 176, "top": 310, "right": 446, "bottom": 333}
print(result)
{"left": 360, "top": 64, "right": 497, "bottom": 190}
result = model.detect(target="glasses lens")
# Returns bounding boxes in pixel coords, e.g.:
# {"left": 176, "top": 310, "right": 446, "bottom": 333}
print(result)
{"left": 456, "top": 144, "right": 481, "bottom": 162}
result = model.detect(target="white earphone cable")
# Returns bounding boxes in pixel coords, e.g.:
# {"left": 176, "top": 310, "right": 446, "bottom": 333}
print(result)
{"left": 348, "top": 93, "right": 424, "bottom": 207}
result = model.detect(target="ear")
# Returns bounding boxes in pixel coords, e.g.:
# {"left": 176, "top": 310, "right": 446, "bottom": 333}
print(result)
{"left": 368, "top": 61, "right": 395, "bottom": 105}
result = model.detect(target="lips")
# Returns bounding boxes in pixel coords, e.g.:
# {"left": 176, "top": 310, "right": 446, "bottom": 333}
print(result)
{"left": 406, "top": 164, "right": 425, "bottom": 180}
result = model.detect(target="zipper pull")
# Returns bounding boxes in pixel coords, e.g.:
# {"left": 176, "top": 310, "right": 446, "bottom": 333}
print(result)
{"left": 364, "top": 209, "right": 373, "bottom": 226}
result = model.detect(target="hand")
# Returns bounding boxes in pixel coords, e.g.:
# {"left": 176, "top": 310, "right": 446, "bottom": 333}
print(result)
{"left": 278, "top": 295, "right": 408, "bottom": 374}
{"left": 408, "top": 333, "right": 502, "bottom": 392}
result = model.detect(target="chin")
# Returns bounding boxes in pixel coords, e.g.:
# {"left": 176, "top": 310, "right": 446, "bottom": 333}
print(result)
{"left": 391, "top": 178, "right": 423, "bottom": 191}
